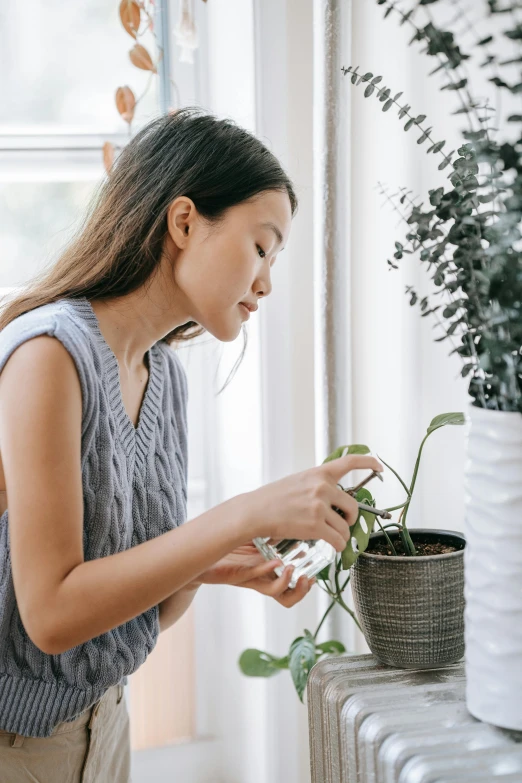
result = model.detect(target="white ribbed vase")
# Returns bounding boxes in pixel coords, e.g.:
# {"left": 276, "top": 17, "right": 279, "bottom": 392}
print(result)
{"left": 464, "top": 403, "right": 522, "bottom": 730}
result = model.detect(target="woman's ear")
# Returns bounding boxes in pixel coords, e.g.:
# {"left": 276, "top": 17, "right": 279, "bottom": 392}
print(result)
{"left": 166, "top": 197, "right": 194, "bottom": 249}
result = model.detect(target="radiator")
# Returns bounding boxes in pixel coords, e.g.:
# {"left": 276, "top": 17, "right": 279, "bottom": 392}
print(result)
{"left": 307, "top": 654, "right": 522, "bottom": 782}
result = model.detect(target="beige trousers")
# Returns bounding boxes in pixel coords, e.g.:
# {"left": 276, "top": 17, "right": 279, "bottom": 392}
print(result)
{"left": 0, "top": 683, "right": 131, "bottom": 783}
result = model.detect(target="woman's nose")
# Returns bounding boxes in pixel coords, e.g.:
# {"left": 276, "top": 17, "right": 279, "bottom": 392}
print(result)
{"left": 256, "top": 271, "right": 272, "bottom": 298}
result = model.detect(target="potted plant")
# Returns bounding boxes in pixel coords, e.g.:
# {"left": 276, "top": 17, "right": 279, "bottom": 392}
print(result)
{"left": 341, "top": 0, "right": 522, "bottom": 730}
{"left": 239, "top": 411, "right": 465, "bottom": 701}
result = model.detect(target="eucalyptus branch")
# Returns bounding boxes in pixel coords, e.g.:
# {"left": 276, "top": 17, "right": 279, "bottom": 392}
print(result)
{"left": 343, "top": 67, "right": 458, "bottom": 170}
{"left": 422, "top": 3, "right": 489, "bottom": 128}
{"left": 398, "top": 186, "right": 492, "bottom": 346}
{"left": 377, "top": 182, "right": 490, "bottom": 407}
{"left": 448, "top": 0, "right": 502, "bottom": 85}
{"left": 377, "top": 184, "right": 469, "bottom": 354}
{"left": 377, "top": 0, "right": 481, "bottom": 131}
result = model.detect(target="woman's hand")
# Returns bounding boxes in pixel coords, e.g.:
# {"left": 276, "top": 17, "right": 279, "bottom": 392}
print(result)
{"left": 185, "top": 542, "right": 316, "bottom": 608}
{"left": 240, "top": 454, "right": 384, "bottom": 552}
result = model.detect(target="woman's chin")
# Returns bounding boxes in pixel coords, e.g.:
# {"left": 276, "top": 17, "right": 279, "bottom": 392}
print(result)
{"left": 205, "top": 318, "right": 244, "bottom": 343}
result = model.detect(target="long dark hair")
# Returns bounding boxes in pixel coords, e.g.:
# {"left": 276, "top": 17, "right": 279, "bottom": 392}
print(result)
{"left": 0, "top": 106, "right": 298, "bottom": 390}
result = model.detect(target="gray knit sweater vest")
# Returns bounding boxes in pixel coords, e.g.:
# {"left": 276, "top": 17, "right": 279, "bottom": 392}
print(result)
{"left": 0, "top": 296, "right": 188, "bottom": 737}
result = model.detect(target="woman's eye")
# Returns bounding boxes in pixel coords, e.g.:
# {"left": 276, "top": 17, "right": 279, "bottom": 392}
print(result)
{"left": 257, "top": 245, "right": 266, "bottom": 259}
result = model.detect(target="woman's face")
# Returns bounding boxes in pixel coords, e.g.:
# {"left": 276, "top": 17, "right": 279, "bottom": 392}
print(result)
{"left": 163, "top": 189, "right": 292, "bottom": 341}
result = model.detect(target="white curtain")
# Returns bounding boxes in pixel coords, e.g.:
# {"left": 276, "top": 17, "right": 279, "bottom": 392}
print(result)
{"left": 195, "top": 1, "right": 502, "bottom": 781}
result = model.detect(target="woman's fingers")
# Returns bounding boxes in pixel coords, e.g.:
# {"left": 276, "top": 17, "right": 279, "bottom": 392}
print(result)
{"left": 277, "top": 573, "right": 316, "bottom": 607}
{"left": 329, "top": 490, "right": 360, "bottom": 528}
{"left": 256, "top": 559, "right": 284, "bottom": 577}
{"left": 266, "top": 564, "right": 294, "bottom": 595}
{"left": 322, "top": 454, "right": 383, "bottom": 482}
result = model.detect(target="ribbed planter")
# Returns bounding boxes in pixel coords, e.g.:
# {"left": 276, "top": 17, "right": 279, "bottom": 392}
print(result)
{"left": 351, "top": 529, "right": 465, "bottom": 668}
{"left": 464, "top": 404, "right": 522, "bottom": 731}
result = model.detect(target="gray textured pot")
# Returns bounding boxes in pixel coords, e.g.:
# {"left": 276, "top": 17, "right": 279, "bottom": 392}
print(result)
{"left": 351, "top": 529, "right": 465, "bottom": 669}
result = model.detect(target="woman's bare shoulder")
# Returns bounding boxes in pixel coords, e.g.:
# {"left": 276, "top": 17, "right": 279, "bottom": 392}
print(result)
{"left": 0, "top": 333, "right": 80, "bottom": 387}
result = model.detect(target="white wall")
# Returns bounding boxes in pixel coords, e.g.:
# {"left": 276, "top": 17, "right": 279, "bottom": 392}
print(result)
{"left": 349, "top": 0, "right": 471, "bottom": 545}
{"left": 191, "top": 2, "right": 503, "bottom": 781}
{"left": 197, "top": 1, "right": 320, "bottom": 782}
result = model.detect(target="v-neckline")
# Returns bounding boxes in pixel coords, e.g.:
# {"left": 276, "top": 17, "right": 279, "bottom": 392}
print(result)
{"left": 68, "top": 296, "right": 164, "bottom": 470}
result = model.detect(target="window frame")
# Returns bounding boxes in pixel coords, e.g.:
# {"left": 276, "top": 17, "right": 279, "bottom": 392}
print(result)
{"left": 1, "top": 0, "right": 221, "bottom": 779}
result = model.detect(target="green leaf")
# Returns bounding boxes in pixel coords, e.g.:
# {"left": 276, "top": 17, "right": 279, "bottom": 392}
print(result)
{"left": 364, "top": 84, "right": 375, "bottom": 98}
{"left": 429, "top": 186, "right": 444, "bottom": 205}
{"left": 289, "top": 630, "right": 317, "bottom": 702}
{"left": 462, "top": 130, "right": 487, "bottom": 141}
{"left": 417, "top": 127, "right": 432, "bottom": 144}
{"left": 404, "top": 117, "right": 416, "bottom": 131}
{"left": 317, "top": 565, "right": 331, "bottom": 582}
{"left": 383, "top": 99, "right": 394, "bottom": 111}
{"left": 428, "top": 140, "right": 446, "bottom": 153}
{"left": 358, "top": 72, "right": 373, "bottom": 85}
{"left": 322, "top": 444, "right": 370, "bottom": 463}
{"left": 238, "top": 649, "right": 288, "bottom": 677}
{"left": 438, "top": 151, "right": 454, "bottom": 170}
{"left": 426, "top": 412, "right": 465, "bottom": 434}
{"left": 315, "top": 640, "right": 346, "bottom": 655}
{"left": 440, "top": 78, "right": 468, "bottom": 91}
{"left": 341, "top": 487, "right": 376, "bottom": 570}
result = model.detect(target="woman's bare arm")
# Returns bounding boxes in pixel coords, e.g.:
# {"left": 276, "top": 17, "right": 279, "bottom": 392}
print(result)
{"left": 158, "top": 585, "right": 200, "bottom": 633}
{"left": 0, "top": 336, "right": 252, "bottom": 655}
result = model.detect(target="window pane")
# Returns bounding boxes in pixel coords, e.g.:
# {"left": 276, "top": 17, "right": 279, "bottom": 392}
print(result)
{"left": 0, "top": 0, "right": 159, "bottom": 133}
{"left": 0, "top": 181, "right": 98, "bottom": 287}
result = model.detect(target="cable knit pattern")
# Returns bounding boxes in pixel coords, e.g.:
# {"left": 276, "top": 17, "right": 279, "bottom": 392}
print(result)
{"left": 0, "top": 296, "right": 188, "bottom": 737}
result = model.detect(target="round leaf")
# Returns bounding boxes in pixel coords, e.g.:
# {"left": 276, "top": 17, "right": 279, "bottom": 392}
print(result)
{"left": 289, "top": 631, "right": 317, "bottom": 702}
{"left": 102, "top": 141, "right": 115, "bottom": 174}
{"left": 129, "top": 43, "right": 157, "bottom": 73}
{"left": 322, "top": 444, "right": 370, "bottom": 463}
{"left": 315, "top": 640, "right": 346, "bottom": 655}
{"left": 238, "top": 649, "right": 285, "bottom": 678}
{"left": 119, "top": 0, "right": 141, "bottom": 39}
{"left": 427, "top": 412, "right": 465, "bottom": 434}
{"left": 115, "top": 85, "right": 136, "bottom": 123}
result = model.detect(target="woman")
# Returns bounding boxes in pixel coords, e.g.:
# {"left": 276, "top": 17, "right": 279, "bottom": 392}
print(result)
{"left": 0, "top": 107, "right": 382, "bottom": 782}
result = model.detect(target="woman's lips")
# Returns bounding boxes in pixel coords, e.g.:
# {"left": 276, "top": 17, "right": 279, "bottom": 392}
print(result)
{"left": 238, "top": 303, "right": 251, "bottom": 318}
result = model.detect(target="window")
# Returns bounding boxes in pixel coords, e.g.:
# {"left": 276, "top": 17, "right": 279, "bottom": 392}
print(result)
{"left": 0, "top": 0, "right": 158, "bottom": 133}
{"left": 1, "top": 0, "right": 215, "bottom": 776}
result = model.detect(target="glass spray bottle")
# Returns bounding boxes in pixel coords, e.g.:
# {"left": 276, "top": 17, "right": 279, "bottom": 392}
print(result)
{"left": 252, "top": 469, "right": 389, "bottom": 588}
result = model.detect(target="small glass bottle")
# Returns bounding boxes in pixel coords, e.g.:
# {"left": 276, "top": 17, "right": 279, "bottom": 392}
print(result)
{"left": 253, "top": 467, "right": 381, "bottom": 588}
{"left": 252, "top": 536, "right": 336, "bottom": 589}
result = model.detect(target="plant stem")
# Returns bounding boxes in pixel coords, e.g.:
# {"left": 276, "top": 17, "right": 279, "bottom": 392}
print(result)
{"left": 312, "top": 597, "right": 337, "bottom": 640}
{"left": 402, "top": 426, "right": 437, "bottom": 530}
{"left": 383, "top": 502, "right": 409, "bottom": 512}
{"left": 336, "top": 594, "right": 362, "bottom": 631}
{"left": 376, "top": 453, "right": 411, "bottom": 499}
{"left": 400, "top": 526, "right": 418, "bottom": 557}
{"left": 316, "top": 581, "right": 362, "bottom": 632}
{"left": 374, "top": 517, "right": 398, "bottom": 555}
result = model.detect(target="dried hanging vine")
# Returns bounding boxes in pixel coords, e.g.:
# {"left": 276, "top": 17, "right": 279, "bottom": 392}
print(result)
{"left": 103, "top": 0, "right": 207, "bottom": 174}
